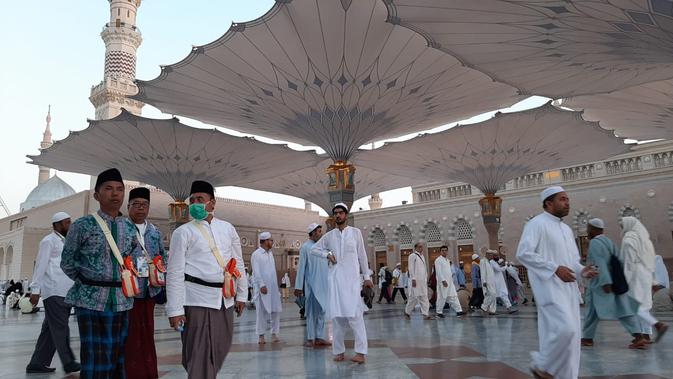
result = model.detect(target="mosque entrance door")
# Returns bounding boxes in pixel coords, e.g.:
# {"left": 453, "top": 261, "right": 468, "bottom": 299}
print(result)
{"left": 428, "top": 247, "right": 441, "bottom": 270}
{"left": 375, "top": 251, "right": 387, "bottom": 284}
{"left": 400, "top": 249, "right": 412, "bottom": 272}
{"left": 458, "top": 244, "right": 474, "bottom": 281}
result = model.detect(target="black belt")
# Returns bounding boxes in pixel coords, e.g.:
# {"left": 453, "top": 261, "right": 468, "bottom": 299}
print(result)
{"left": 185, "top": 274, "right": 222, "bottom": 288}
{"left": 79, "top": 275, "right": 122, "bottom": 288}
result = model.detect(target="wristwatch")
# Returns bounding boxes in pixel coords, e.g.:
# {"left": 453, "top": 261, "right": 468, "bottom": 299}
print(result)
{"left": 326, "top": 251, "right": 334, "bottom": 258}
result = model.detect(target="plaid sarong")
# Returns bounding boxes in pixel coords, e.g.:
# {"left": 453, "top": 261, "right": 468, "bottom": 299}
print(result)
{"left": 76, "top": 307, "right": 129, "bottom": 379}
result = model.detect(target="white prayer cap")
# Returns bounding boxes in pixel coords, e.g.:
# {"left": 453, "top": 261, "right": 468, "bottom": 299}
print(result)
{"left": 259, "top": 231, "right": 272, "bottom": 241}
{"left": 306, "top": 222, "right": 321, "bottom": 234}
{"left": 486, "top": 249, "right": 498, "bottom": 255}
{"left": 498, "top": 258, "right": 504, "bottom": 264}
{"left": 588, "top": 218, "right": 604, "bottom": 229}
{"left": 332, "top": 202, "right": 349, "bottom": 213}
{"left": 471, "top": 253, "right": 479, "bottom": 260}
{"left": 51, "top": 212, "right": 71, "bottom": 223}
{"left": 540, "top": 186, "right": 565, "bottom": 202}
{"left": 459, "top": 260, "right": 464, "bottom": 264}
{"left": 396, "top": 262, "right": 401, "bottom": 267}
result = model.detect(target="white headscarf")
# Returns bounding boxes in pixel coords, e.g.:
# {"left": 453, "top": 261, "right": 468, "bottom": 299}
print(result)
{"left": 621, "top": 216, "right": 656, "bottom": 272}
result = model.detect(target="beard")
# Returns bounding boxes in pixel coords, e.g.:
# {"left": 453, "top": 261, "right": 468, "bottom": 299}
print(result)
{"left": 335, "top": 218, "right": 346, "bottom": 225}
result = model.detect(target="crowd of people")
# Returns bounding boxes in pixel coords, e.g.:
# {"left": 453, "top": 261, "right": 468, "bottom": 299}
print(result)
{"left": 8, "top": 167, "right": 672, "bottom": 379}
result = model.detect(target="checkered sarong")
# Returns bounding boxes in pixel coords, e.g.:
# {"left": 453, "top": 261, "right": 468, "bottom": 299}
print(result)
{"left": 76, "top": 307, "right": 129, "bottom": 379}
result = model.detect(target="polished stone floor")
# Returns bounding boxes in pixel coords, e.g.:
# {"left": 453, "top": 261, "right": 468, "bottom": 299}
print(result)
{"left": 1, "top": 301, "right": 671, "bottom": 378}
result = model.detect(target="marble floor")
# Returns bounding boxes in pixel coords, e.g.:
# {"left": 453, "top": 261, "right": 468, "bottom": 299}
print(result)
{"left": 1, "top": 302, "right": 671, "bottom": 378}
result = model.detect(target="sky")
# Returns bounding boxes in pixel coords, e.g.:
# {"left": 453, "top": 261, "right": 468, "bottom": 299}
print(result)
{"left": 0, "top": 1, "right": 548, "bottom": 217}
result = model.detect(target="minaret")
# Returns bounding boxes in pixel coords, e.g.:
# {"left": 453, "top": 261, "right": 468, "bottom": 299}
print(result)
{"left": 368, "top": 193, "right": 383, "bottom": 210}
{"left": 38, "top": 106, "right": 53, "bottom": 185}
{"left": 89, "top": 0, "right": 144, "bottom": 120}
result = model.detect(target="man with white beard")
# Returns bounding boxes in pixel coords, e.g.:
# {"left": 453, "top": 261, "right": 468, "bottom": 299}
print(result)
{"left": 479, "top": 250, "right": 498, "bottom": 316}
{"left": 620, "top": 217, "right": 668, "bottom": 343}
{"left": 490, "top": 257, "right": 518, "bottom": 314}
{"left": 516, "top": 186, "right": 597, "bottom": 379}
{"left": 434, "top": 246, "right": 465, "bottom": 318}
{"left": 311, "top": 203, "right": 373, "bottom": 364}
{"left": 251, "top": 232, "right": 283, "bottom": 344}
{"left": 405, "top": 242, "right": 434, "bottom": 320}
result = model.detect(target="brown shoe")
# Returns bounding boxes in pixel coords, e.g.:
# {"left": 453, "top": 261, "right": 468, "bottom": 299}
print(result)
{"left": 530, "top": 366, "right": 553, "bottom": 379}
{"left": 654, "top": 322, "right": 669, "bottom": 343}
{"left": 258, "top": 335, "right": 265, "bottom": 345}
{"left": 580, "top": 338, "right": 594, "bottom": 347}
{"left": 350, "top": 353, "right": 366, "bottom": 364}
{"left": 303, "top": 340, "right": 314, "bottom": 347}
{"left": 628, "top": 339, "right": 648, "bottom": 350}
{"left": 314, "top": 339, "right": 332, "bottom": 347}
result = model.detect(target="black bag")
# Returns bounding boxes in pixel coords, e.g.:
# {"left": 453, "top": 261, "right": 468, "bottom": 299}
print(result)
{"left": 609, "top": 254, "right": 629, "bottom": 295}
{"left": 384, "top": 270, "right": 393, "bottom": 283}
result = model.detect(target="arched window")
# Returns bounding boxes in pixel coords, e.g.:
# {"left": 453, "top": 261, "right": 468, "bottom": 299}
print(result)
{"left": 5, "top": 246, "right": 13, "bottom": 265}
{"left": 455, "top": 219, "right": 473, "bottom": 240}
{"left": 397, "top": 225, "right": 413, "bottom": 245}
{"left": 0, "top": 247, "right": 4, "bottom": 265}
{"left": 372, "top": 228, "right": 386, "bottom": 248}
{"left": 425, "top": 222, "right": 441, "bottom": 242}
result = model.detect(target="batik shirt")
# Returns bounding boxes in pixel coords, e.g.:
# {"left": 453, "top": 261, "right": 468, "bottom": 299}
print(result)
{"left": 129, "top": 220, "right": 167, "bottom": 299}
{"left": 61, "top": 210, "right": 138, "bottom": 312}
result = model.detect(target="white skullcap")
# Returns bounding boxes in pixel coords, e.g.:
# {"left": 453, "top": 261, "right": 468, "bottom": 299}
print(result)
{"left": 540, "top": 186, "right": 565, "bottom": 202}
{"left": 396, "top": 262, "right": 401, "bottom": 267}
{"left": 459, "top": 261, "right": 464, "bottom": 264}
{"left": 51, "top": 212, "right": 71, "bottom": 223}
{"left": 486, "top": 249, "right": 498, "bottom": 255}
{"left": 498, "top": 258, "right": 504, "bottom": 264}
{"left": 307, "top": 222, "right": 321, "bottom": 234}
{"left": 332, "top": 202, "right": 349, "bottom": 213}
{"left": 588, "top": 218, "right": 604, "bottom": 229}
{"left": 259, "top": 232, "right": 272, "bottom": 241}
{"left": 471, "top": 253, "right": 479, "bottom": 260}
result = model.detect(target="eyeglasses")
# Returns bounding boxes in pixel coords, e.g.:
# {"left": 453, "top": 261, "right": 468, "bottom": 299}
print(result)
{"left": 130, "top": 202, "right": 149, "bottom": 209}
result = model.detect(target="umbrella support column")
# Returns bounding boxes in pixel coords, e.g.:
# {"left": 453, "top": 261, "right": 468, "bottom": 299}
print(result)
{"left": 169, "top": 200, "right": 190, "bottom": 231}
{"left": 326, "top": 160, "right": 356, "bottom": 230}
{"left": 479, "top": 194, "right": 502, "bottom": 251}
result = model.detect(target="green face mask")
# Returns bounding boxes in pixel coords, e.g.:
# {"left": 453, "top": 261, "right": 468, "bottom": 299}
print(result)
{"left": 189, "top": 203, "right": 209, "bottom": 220}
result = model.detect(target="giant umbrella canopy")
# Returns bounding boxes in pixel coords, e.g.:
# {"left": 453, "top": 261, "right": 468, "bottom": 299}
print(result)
{"left": 241, "top": 158, "right": 415, "bottom": 213}
{"left": 27, "top": 110, "right": 322, "bottom": 223}
{"left": 562, "top": 79, "right": 673, "bottom": 140}
{"left": 355, "top": 103, "right": 630, "bottom": 249}
{"left": 134, "top": 0, "right": 521, "bottom": 210}
{"left": 385, "top": 0, "right": 673, "bottom": 98}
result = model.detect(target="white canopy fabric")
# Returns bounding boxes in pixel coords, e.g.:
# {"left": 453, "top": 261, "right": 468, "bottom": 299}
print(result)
{"left": 242, "top": 159, "right": 415, "bottom": 212}
{"left": 27, "top": 110, "right": 322, "bottom": 201}
{"left": 385, "top": 0, "right": 673, "bottom": 98}
{"left": 134, "top": 0, "right": 521, "bottom": 162}
{"left": 562, "top": 79, "right": 673, "bottom": 140}
{"left": 354, "top": 103, "right": 630, "bottom": 194}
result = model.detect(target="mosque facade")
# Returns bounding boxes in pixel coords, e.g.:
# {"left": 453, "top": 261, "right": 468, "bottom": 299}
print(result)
{"left": 354, "top": 139, "right": 673, "bottom": 281}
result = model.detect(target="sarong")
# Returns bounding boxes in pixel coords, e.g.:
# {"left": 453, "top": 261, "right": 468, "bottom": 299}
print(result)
{"left": 77, "top": 307, "right": 129, "bottom": 379}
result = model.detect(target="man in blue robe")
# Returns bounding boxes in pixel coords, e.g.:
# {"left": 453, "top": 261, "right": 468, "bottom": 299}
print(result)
{"left": 581, "top": 218, "right": 643, "bottom": 349}
{"left": 294, "top": 223, "right": 331, "bottom": 347}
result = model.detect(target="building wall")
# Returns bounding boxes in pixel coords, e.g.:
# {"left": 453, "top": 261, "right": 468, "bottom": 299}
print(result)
{"left": 354, "top": 141, "right": 673, "bottom": 280}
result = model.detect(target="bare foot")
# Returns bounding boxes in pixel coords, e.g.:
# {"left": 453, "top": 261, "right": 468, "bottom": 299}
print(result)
{"left": 258, "top": 336, "right": 266, "bottom": 345}
{"left": 303, "top": 340, "right": 314, "bottom": 347}
{"left": 350, "top": 353, "right": 365, "bottom": 364}
{"left": 333, "top": 353, "right": 345, "bottom": 362}
{"left": 271, "top": 334, "right": 280, "bottom": 343}
{"left": 530, "top": 367, "right": 553, "bottom": 379}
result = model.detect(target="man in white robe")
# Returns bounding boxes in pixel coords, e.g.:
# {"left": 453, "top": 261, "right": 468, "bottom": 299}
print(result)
{"left": 295, "top": 223, "right": 330, "bottom": 347}
{"left": 620, "top": 217, "right": 668, "bottom": 343}
{"left": 311, "top": 203, "right": 373, "bottom": 364}
{"left": 491, "top": 257, "right": 518, "bottom": 314}
{"left": 405, "top": 242, "right": 434, "bottom": 320}
{"left": 251, "top": 232, "right": 282, "bottom": 344}
{"left": 479, "top": 250, "right": 498, "bottom": 315}
{"left": 516, "top": 186, "right": 596, "bottom": 379}
{"left": 434, "top": 246, "right": 464, "bottom": 318}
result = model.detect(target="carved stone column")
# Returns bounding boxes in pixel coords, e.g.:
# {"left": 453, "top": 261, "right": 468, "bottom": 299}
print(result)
{"left": 479, "top": 193, "right": 502, "bottom": 250}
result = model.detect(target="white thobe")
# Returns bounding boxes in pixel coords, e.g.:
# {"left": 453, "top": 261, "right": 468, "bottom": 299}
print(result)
{"left": 490, "top": 260, "right": 512, "bottom": 308}
{"left": 480, "top": 259, "right": 497, "bottom": 313}
{"left": 434, "top": 256, "right": 461, "bottom": 314}
{"left": 516, "top": 212, "right": 584, "bottom": 379}
{"left": 251, "top": 247, "right": 282, "bottom": 335}
{"left": 29, "top": 232, "right": 73, "bottom": 299}
{"left": 405, "top": 252, "right": 430, "bottom": 316}
{"left": 311, "top": 226, "right": 370, "bottom": 355}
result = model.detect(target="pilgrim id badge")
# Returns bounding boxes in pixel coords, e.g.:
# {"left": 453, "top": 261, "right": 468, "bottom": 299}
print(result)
{"left": 136, "top": 256, "right": 149, "bottom": 277}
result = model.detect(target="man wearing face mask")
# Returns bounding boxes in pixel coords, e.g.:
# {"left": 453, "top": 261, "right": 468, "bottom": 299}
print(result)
{"left": 166, "top": 180, "right": 247, "bottom": 379}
